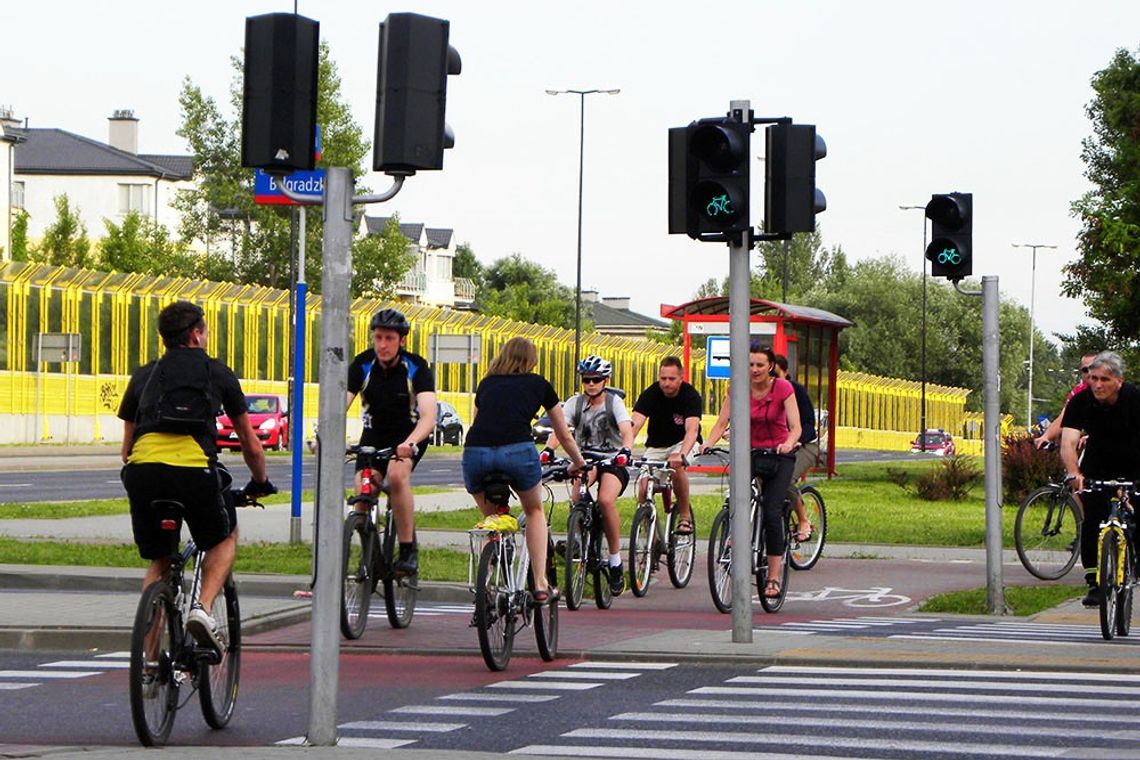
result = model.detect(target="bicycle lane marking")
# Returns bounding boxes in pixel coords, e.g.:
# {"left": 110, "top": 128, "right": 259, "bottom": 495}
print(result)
{"left": 782, "top": 586, "right": 912, "bottom": 608}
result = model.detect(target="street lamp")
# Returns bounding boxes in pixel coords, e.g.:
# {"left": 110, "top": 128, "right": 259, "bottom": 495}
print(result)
{"left": 545, "top": 87, "right": 620, "bottom": 367}
{"left": 900, "top": 204, "right": 929, "bottom": 450}
{"left": 1012, "top": 243, "right": 1058, "bottom": 429}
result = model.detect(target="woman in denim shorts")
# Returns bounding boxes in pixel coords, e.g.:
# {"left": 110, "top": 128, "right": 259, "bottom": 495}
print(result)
{"left": 462, "top": 337, "right": 586, "bottom": 603}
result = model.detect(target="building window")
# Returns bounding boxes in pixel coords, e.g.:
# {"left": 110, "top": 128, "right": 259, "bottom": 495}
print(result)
{"left": 117, "top": 183, "right": 150, "bottom": 215}
{"left": 11, "top": 180, "right": 24, "bottom": 209}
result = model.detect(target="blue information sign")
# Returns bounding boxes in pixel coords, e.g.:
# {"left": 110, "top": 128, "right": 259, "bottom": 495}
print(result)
{"left": 706, "top": 336, "right": 731, "bottom": 380}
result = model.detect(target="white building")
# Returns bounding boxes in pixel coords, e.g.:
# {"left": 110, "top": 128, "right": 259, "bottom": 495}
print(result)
{"left": 363, "top": 215, "right": 475, "bottom": 309}
{"left": 1, "top": 107, "right": 25, "bottom": 259}
{"left": 11, "top": 110, "right": 193, "bottom": 247}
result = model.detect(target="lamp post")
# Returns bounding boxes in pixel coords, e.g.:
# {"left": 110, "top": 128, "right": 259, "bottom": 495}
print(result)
{"left": 900, "top": 204, "right": 929, "bottom": 450}
{"left": 1012, "top": 243, "right": 1057, "bottom": 429}
{"left": 545, "top": 87, "right": 620, "bottom": 367}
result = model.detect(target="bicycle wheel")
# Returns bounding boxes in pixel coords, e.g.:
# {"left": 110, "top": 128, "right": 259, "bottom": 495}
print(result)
{"left": 628, "top": 504, "right": 655, "bottom": 597}
{"left": 666, "top": 509, "right": 696, "bottom": 588}
{"left": 382, "top": 511, "right": 417, "bottom": 629}
{"left": 1117, "top": 541, "right": 1134, "bottom": 637}
{"left": 475, "top": 541, "right": 514, "bottom": 671}
{"left": 1015, "top": 486, "right": 1081, "bottom": 580}
{"left": 593, "top": 525, "right": 613, "bottom": 609}
{"left": 340, "top": 514, "right": 373, "bottom": 640}
{"left": 707, "top": 507, "right": 732, "bottom": 614}
{"left": 758, "top": 524, "right": 790, "bottom": 614}
{"left": 1099, "top": 531, "right": 1119, "bottom": 640}
{"left": 788, "top": 486, "right": 827, "bottom": 571}
{"left": 564, "top": 507, "right": 588, "bottom": 611}
{"left": 129, "top": 581, "right": 180, "bottom": 747}
{"left": 532, "top": 539, "right": 559, "bottom": 662}
{"left": 199, "top": 576, "right": 241, "bottom": 729}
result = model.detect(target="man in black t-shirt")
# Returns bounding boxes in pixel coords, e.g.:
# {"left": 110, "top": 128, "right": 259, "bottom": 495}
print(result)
{"left": 1060, "top": 350, "right": 1140, "bottom": 606}
{"left": 631, "top": 356, "right": 703, "bottom": 534}
{"left": 774, "top": 354, "right": 819, "bottom": 542}
{"left": 346, "top": 308, "right": 437, "bottom": 576}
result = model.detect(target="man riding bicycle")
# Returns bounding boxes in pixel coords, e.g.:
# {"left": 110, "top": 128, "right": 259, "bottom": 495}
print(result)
{"left": 544, "top": 355, "right": 635, "bottom": 596}
{"left": 1059, "top": 350, "right": 1140, "bottom": 606}
{"left": 118, "top": 301, "right": 275, "bottom": 658}
{"left": 347, "top": 308, "right": 437, "bottom": 577}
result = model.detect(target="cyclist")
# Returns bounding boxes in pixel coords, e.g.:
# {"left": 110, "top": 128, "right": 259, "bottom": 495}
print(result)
{"left": 544, "top": 355, "right": 634, "bottom": 596}
{"left": 702, "top": 342, "right": 801, "bottom": 600}
{"left": 1060, "top": 350, "right": 1140, "bottom": 606}
{"left": 1035, "top": 351, "right": 1098, "bottom": 449}
{"left": 347, "top": 308, "right": 437, "bottom": 577}
{"left": 772, "top": 354, "right": 817, "bottom": 543}
{"left": 463, "top": 337, "right": 586, "bottom": 604}
{"left": 630, "top": 356, "right": 703, "bottom": 539}
{"left": 118, "top": 300, "right": 275, "bottom": 658}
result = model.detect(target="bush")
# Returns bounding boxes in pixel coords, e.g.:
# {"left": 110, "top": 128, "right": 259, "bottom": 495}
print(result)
{"left": 1002, "top": 434, "right": 1062, "bottom": 504}
{"left": 889, "top": 456, "right": 982, "bottom": 501}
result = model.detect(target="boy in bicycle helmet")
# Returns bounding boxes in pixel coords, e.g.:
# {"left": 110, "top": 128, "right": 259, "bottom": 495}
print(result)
{"left": 347, "top": 308, "right": 437, "bottom": 577}
{"left": 544, "top": 354, "right": 634, "bottom": 596}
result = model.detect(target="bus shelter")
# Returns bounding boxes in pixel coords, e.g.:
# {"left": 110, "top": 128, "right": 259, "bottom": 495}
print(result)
{"left": 660, "top": 297, "right": 854, "bottom": 477}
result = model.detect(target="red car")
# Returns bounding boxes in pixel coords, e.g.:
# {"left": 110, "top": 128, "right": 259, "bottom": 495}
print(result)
{"left": 910, "top": 429, "right": 956, "bottom": 456}
{"left": 217, "top": 394, "right": 289, "bottom": 451}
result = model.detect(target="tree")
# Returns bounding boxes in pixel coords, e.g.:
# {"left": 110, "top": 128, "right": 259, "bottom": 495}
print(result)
{"left": 10, "top": 210, "right": 29, "bottom": 262}
{"left": 453, "top": 242, "right": 483, "bottom": 287}
{"left": 752, "top": 229, "right": 846, "bottom": 303}
{"left": 1064, "top": 48, "right": 1140, "bottom": 350}
{"left": 35, "top": 195, "right": 91, "bottom": 268}
{"left": 353, "top": 215, "right": 416, "bottom": 298}
{"left": 100, "top": 212, "right": 196, "bottom": 275}
{"left": 477, "top": 254, "right": 578, "bottom": 328}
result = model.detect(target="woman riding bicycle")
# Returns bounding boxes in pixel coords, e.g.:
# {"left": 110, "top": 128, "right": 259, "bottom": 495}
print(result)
{"left": 461, "top": 337, "right": 586, "bottom": 604}
{"left": 702, "top": 341, "right": 801, "bottom": 600}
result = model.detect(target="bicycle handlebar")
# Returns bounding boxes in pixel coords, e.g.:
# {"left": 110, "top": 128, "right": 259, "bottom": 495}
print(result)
{"left": 1081, "top": 479, "right": 1137, "bottom": 493}
{"left": 345, "top": 443, "right": 418, "bottom": 463}
{"left": 229, "top": 488, "right": 268, "bottom": 509}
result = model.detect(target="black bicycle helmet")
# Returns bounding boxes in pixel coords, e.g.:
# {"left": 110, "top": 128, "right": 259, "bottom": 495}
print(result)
{"left": 369, "top": 308, "right": 410, "bottom": 336}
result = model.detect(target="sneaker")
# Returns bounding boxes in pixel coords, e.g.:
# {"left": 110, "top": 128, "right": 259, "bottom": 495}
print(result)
{"left": 393, "top": 545, "right": 419, "bottom": 577}
{"left": 1081, "top": 584, "right": 1101, "bottom": 608}
{"left": 608, "top": 563, "right": 626, "bottom": 596}
{"left": 186, "top": 604, "right": 225, "bottom": 660}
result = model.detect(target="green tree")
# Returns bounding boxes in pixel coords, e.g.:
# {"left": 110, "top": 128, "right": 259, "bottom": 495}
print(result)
{"left": 453, "top": 242, "right": 483, "bottom": 287}
{"left": 1064, "top": 47, "right": 1140, "bottom": 350}
{"left": 10, "top": 210, "right": 30, "bottom": 262}
{"left": 353, "top": 215, "right": 416, "bottom": 298}
{"left": 751, "top": 229, "right": 846, "bottom": 302}
{"left": 35, "top": 195, "right": 91, "bottom": 267}
{"left": 100, "top": 212, "right": 198, "bottom": 275}
{"left": 477, "top": 253, "right": 578, "bottom": 328}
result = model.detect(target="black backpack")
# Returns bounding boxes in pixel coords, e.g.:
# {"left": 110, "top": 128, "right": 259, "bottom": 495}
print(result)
{"left": 133, "top": 349, "right": 218, "bottom": 445}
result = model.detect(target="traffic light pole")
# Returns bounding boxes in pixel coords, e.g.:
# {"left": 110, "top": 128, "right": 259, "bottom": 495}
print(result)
{"left": 955, "top": 275, "right": 1005, "bottom": 614}
{"left": 726, "top": 100, "right": 755, "bottom": 643}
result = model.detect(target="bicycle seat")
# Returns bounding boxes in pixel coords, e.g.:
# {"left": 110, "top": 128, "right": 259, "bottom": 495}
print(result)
{"left": 481, "top": 473, "right": 514, "bottom": 509}
{"left": 151, "top": 499, "right": 185, "bottom": 531}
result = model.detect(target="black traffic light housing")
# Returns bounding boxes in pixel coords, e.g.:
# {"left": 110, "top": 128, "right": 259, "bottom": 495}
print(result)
{"left": 373, "top": 12, "right": 462, "bottom": 175}
{"left": 764, "top": 123, "right": 826, "bottom": 236}
{"left": 925, "top": 192, "right": 973, "bottom": 280}
{"left": 668, "top": 116, "right": 751, "bottom": 241}
{"left": 240, "top": 13, "right": 320, "bottom": 174}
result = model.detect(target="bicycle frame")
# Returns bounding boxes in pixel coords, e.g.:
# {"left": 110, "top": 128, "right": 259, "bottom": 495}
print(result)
{"left": 635, "top": 460, "right": 674, "bottom": 545}
{"left": 1094, "top": 482, "right": 1136, "bottom": 588}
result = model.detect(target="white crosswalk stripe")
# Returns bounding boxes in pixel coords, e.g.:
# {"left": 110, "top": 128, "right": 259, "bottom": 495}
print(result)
{"left": 889, "top": 620, "right": 1140, "bottom": 645}
{"left": 768, "top": 615, "right": 938, "bottom": 635}
{"left": 0, "top": 652, "right": 128, "bottom": 693}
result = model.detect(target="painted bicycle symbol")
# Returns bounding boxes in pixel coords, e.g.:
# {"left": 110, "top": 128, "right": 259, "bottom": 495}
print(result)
{"left": 706, "top": 194, "right": 733, "bottom": 217}
{"left": 936, "top": 247, "right": 961, "bottom": 266}
{"left": 784, "top": 586, "right": 911, "bottom": 608}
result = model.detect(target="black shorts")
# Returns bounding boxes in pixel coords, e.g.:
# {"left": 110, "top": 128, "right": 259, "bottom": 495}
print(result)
{"left": 121, "top": 462, "right": 235, "bottom": 559}
{"left": 598, "top": 463, "right": 630, "bottom": 495}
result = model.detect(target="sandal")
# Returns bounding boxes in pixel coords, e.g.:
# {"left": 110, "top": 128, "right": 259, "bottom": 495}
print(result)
{"left": 796, "top": 522, "right": 813, "bottom": 543}
{"left": 532, "top": 587, "right": 560, "bottom": 606}
{"left": 763, "top": 579, "right": 782, "bottom": 599}
{"left": 675, "top": 518, "right": 694, "bottom": 535}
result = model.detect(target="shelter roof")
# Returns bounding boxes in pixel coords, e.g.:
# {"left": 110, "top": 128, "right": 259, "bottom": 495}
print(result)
{"left": 660, "top": 296, "right": 854, "bottom": 329}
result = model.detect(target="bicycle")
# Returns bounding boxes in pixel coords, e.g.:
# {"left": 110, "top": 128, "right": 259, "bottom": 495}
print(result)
{"left": 340, "top": 445, "right": 418, "bottom": 639}
{"left": 1086, "top": 479, "right": 1137, "bottom": 640}
{"left": 1014, "top": 478, "right": 1082, "bottom": 580}
{"left": 468, "top": 465, "right": 562, "bottom": 671}
{"left": 628, "top": 457, "right": 696, "bottom": 596}
{"left": 787, "top": 482, "right": 827, "bottom": 571}
{"left": 562, "top": 450, "right": 628, "bottom": 611}
{"left": 705, "top": 447, "right": 791, "bottom": 614}
{"left": 128, "top": 487, "right": 265, "bottom": 747}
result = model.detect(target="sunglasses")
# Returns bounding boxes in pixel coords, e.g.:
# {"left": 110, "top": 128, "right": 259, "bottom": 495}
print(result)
{"left": 582, "top": 377, "right": 605, "bottom": 384}
{"left": 1080, "top": 366, "right": 1091, "bottom": 374}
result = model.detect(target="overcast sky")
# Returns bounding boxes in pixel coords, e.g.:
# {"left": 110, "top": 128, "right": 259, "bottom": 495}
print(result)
{"left": 6, "top": 1, "right": 1138, "bottom": 344}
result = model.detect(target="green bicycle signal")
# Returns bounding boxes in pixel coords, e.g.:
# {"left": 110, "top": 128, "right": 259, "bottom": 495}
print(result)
{"left": 706, "top": 194, "right": 732, "bottom": 217}
{"left": 936, "top": 247, "right": 961, "bottom": 266}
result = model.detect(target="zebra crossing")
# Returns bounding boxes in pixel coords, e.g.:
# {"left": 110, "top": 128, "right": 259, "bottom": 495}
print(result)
{"left": 276, "top": 660, "right": 678, "bottom": 749}
{"left": 511, "top": 665, "right": 1140, "bottom": 759}
{"left": 890, "top": 619, "right": 1140, "bottom": 646}
{"left": 765, "top": 615, "right": 935, "bottom": 635}
{"left": 364, "top": 602, "right": 472, "bottom": 619}
{"left": 0, "top": 651, "right": 128, "bottom": 691}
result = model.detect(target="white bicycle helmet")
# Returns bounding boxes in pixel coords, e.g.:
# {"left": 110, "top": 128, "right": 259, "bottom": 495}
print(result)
{"left": 576, "top": 355, "right": 612, "bottom": 378}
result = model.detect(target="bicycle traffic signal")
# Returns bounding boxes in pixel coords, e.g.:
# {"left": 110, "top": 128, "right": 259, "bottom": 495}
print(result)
{"left": 925, "top": 192, "right": 973, "bottom": 280}
{"left": 668, "top": 116, "right": 751, "bottom": 240}
{"left": 764, "top": 123, "right": 826, "bottom": 235}
{"left": 373, "top": 13, "right": 462, "bottom": 174}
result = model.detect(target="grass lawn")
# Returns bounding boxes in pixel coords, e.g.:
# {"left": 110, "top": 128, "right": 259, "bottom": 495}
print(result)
{"left": 920, "top": 584, "right": 1084, "bottom": 616}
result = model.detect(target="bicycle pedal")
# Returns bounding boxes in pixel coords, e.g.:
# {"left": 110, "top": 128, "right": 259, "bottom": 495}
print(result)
{"left": 554, "top": 540, "right": 566, "bottom": 557}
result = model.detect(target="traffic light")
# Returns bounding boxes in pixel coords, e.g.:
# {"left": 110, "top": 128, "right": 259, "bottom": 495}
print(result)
{"left": 668, "top": 117, "right": 751, "bottom": 240}
{"left": 240, "top": 13, "right": 320, "bottom": 174}
{"left": 373, "top": 13, "right": 462, "bottom": 174}
{"left": 925, "top": 192, "right": 973, "bottom": 280}
{"left": 764, "top": 123, "right": 826, "bottom": 235}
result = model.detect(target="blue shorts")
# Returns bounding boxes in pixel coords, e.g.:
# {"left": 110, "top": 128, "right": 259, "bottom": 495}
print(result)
{"left": 462, "top": 441, "right": 542, "bottom": 494}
